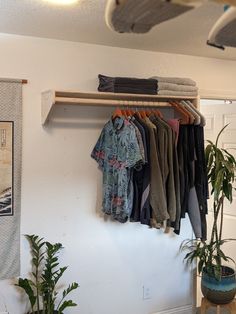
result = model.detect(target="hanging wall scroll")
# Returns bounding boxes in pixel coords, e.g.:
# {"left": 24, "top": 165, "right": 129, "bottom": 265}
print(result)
{"left": 0, "top": 79, "right": 22, "bottom": 280}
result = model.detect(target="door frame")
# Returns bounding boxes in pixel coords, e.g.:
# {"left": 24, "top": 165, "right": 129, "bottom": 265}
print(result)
{"left": 193, "top": 94, "right": 236, "bottom": 310}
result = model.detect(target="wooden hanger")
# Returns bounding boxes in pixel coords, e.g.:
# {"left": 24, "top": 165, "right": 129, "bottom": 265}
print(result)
{"left": 153, "top": 108, "right": 163, "bottom": 119}
{"left": 121, "top": 109, "right": 128, "bottom": 118}
{"left": 140, "top": 110, "right": 147, "bottom": 118}
{"left": 147, "top": 101, "right": 163, "bottom": 119}
{"left": 112, "top": 107, "right": 123, "bottom": 119}
{"left": 174, "top": 101, "right": 195, "bottom": 124}
{"left": 185, "top": 100, "right": 206, "bottom": 126}
{"left": 127, "top": 108, "right": 135, "bottom": 116}
{"left": 169, "top": 101, "right": 189, "bottom": 124}
{"left": 136, "top": 110, "right": 142, "bottom": 119}
{"left": 181, "top": 100, "right": 200, "bottom": 125}
{"left": 145, "top": 109, "right": 152, "bottom": 116}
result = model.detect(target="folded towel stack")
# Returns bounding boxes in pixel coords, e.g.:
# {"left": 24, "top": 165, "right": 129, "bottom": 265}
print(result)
{"left": 151, "top": 76, "right": 198, "bottom": 97}
{"left": 98, "top": 74, "right": 198, "bottom": 97}
{"left": 98, "top": 74, "right": 157, "bottom": 95}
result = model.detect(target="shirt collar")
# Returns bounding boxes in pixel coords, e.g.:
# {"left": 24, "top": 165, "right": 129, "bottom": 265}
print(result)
{"left": 109, "top": 116, "right": 125, "bottom": 131}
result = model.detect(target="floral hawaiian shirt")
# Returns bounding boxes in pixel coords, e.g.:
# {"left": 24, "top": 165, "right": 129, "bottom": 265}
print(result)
{"left": 91, "top": 117, "right": 142, "bottom": 223}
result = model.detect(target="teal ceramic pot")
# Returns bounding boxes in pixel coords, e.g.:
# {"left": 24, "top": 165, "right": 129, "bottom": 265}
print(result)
{"left": 201, "top": 266, "right": 236, "bottom": 304}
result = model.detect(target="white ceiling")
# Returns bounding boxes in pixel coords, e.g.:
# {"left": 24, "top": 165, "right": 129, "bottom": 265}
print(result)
{"left": 0, "top": 0, "right": 236, "bottom": 60}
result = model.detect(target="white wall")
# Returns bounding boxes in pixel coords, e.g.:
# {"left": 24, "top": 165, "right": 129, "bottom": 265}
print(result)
{"left": 0, "top": 33, "right": 236, "bottom": 314}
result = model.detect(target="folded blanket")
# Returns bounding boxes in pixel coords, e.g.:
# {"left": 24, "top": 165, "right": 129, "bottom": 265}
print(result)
{"left": 158, "top": 90, "right": 198, "bottom": 96}
{"left": 98, "top": 74, "right": 115, "bottom": 92}
{"left": 98, "top": 74, "right": 198, "bottom": 96}
{"left": 151, "top": 76, "right": 196, "bottom": 86}
{"left": 158, "top": 82, "right": 198, "bottom": 92}
{"left": 98, "top": 74, "right": 157, "bottom": 95}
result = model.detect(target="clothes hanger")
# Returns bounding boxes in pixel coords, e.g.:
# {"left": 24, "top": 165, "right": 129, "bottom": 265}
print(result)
{"left": 133, "top": 102, "right": 142, "bottom": 119}
{"left": 151, "top": 109, "right": 161, "bottom": 118}
{"left": 181, "top": 100, "right": 200, "bottom": 125}
{"left": 126, "top": 102, "right": 136, "bottom": 117}
{"left": 155, "top": 102, "right": 164, "bottom": 119}
{"left": 121, "top": 108, "right": 128, "bottom": 118}
{"left": 125, "top": 108, "right": 132, "bottom": 116}
{"left": 145, "top": 109, "right": 152, "bottom": 116}
{"left": 155, "top": 108, "right": 163, "bottom": 119}
{"left": 185, "top": 100, "right": 206, "bottom": 126}
{"left": 112, "top": 107, "right": 123, "bottom": 119}
{"left": 143, "top": 102, "right": 162, "bottom": 119}
{"left": 129, "top": 108, "right": 135, "bottom": 116}
{"left": 174, "top": 100, "right": 196, "bottom": 124}
{"left": 169, "top": 101, "right": 189, "bottom": 124}
{"left": 140, "top": 109, "right": 147, "bottom": 118}
{"left": 173, "top": 101, "right": 195, "bottom": 124}
{"left": 123, "top": 101, "right": 130, "bottom": 117}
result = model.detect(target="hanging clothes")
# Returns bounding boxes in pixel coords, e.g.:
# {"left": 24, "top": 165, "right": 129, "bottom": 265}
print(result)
{"left": 153, "top": 115, "right": 177, "bottom": 224}
{"left": 91, "top": 103, "right": 208, "bottom": 240}
{"left": 194, "top": 125, "right": 209, "bottom": 240}
{"left": 91, "top": 116, "right": 143, "bottom": 223}
{"left": 130, "top": 116, "right": 151, "bottom": 225}
{"left": 132, "top": 115, "right": 153, "bottom": 226}
{"left": 168, "top": 120, "right": 181, "bottom": 233}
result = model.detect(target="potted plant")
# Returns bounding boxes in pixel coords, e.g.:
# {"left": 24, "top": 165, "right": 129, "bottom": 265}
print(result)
{"left": 16, "top": 234, "right": 79, "bottom": 314}
{"left": 181, "top": 125, "right": 236, "bottom": 304}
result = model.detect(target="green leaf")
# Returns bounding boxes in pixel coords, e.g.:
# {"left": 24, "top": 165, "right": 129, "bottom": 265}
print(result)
{"left": 215, "top": 124, "right": 229, "bottom": 147}
{"left": 58, "top": 300, "right": 77, "bottom": 313}
{"left": 206, "top": 140, "right": 214, "bottom": 145}
{"left": 222, "top": 149, "right": 236, "bottom": 163}
{"left": 214, "top": 169, "right": 224, "bottom": 200}
{"left": 54, "top": 267, "right": 67, "bottom": 285}
{"left": 62, "top": 282, "right": 79, "bottom": 299}
{"left": 16, "top": 278, "right": 36, "bottom": 308}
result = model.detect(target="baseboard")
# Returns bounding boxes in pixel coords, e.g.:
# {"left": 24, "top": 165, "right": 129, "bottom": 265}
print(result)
{"left": 152, "top": 304, "right": 194, "bottom": 314}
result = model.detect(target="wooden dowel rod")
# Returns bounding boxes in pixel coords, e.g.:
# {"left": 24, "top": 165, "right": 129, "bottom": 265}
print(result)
{"left": 55, "top": 97, "right": 171, "bottom": 107}
{"left": 22, "top": 79, "right": 28, "bottom": 84}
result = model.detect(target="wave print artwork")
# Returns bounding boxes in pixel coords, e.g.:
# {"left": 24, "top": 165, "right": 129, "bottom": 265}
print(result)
{"left": 0, "top": 187, "right": 12, "bottom": 215}
{"left": 0, "top": 121, "right": 13, "bottom": 216}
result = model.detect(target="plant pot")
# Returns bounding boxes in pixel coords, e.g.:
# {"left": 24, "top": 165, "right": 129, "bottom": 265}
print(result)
{"left": 201, "top": 266, "right": 236, "bottom": 304}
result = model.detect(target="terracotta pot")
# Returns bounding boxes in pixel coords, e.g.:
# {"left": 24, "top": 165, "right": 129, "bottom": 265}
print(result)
{"left": 201, "top": 266, "right": 236, "bottom": 304}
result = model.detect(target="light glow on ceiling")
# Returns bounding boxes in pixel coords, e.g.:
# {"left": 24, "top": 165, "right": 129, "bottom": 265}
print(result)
{"left": 44, "top": 0, "right": 78, "bottom": 5}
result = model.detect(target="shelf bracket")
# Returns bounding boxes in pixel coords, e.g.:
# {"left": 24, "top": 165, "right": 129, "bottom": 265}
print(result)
{"left": 41, "top": 90, "right": 55, "bottom": 125}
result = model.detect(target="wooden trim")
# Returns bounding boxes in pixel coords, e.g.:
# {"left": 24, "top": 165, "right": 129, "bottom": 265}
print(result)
{"left": 199, "top": 89, "right": 236, "bottom": 101}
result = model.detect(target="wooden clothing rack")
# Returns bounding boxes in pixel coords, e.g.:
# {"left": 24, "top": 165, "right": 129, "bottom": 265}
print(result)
{"left": 41, "top": 90, "right": 199, "bottom": 125}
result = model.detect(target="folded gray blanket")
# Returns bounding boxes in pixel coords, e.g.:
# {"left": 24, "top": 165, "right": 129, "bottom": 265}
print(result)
{"left": 158, "top": 90, "right": 198, "bottom": 96}
{"left": 151, "top": 76, "right": 196, "bottom": 86}
{"left": 98, "top": 74, "right": 157, "bottom": 94}
{"left": 158, "top": 82, "right": 198, "bottom": 92}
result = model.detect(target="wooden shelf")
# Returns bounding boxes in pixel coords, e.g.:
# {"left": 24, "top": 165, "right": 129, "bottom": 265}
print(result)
{"left": 41, "top": 90, "right": 199, "bottom": 125}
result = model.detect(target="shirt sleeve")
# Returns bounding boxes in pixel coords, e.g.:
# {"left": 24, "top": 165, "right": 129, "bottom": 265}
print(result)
{"left": 126, "top": 126, "right": 143, "bottom": 168}
{"left": 91, "top": 129, "right": 105, "bottom": 169}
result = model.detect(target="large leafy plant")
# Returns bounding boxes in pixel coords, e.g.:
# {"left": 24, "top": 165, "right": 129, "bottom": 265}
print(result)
{"left": 16, "top": 235, "right": 79, "bottom": 314}
{"left": 181, "top": 125, "right": 236, "bottom": 280}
